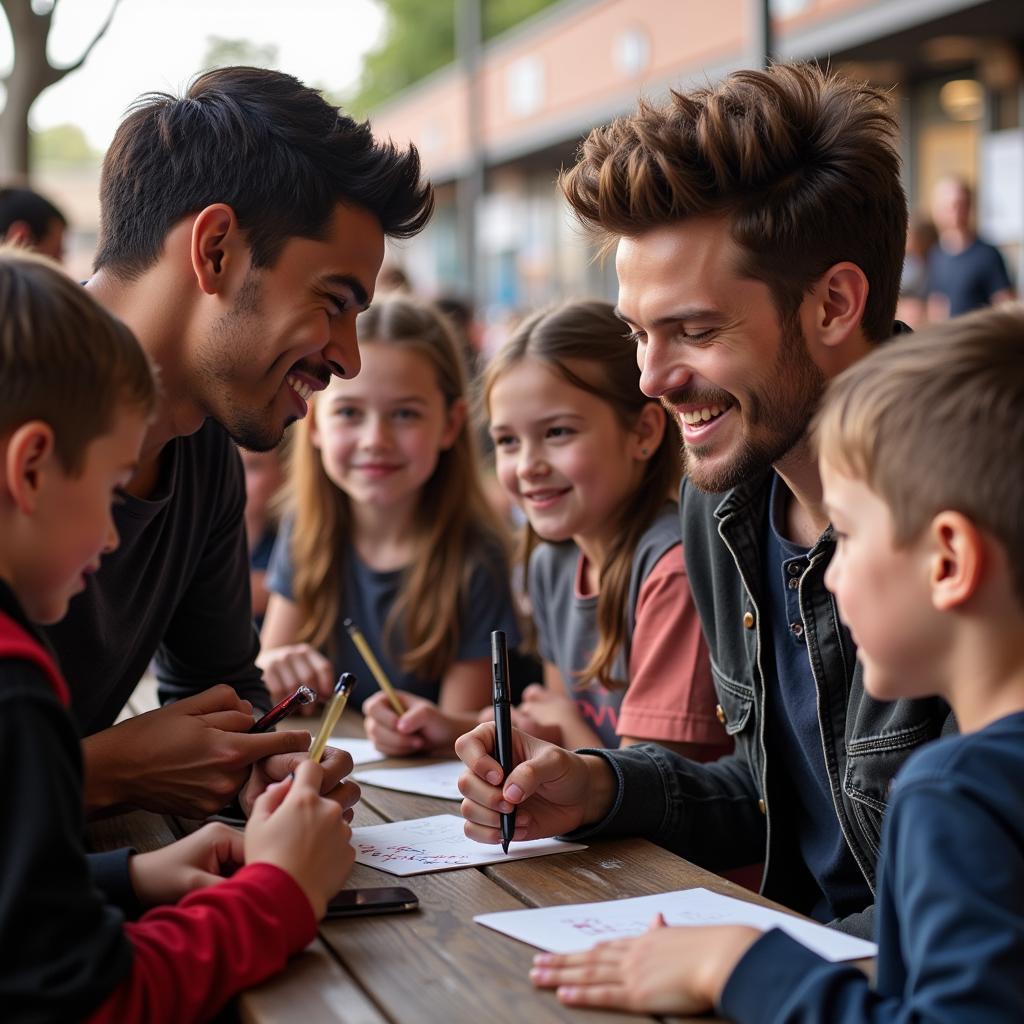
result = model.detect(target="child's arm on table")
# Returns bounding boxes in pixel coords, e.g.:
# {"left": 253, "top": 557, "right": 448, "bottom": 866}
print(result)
{"left": 92, "top": 762, "right": 354, "bottom": 1023}
{"left": 517, "top": 661, "right": 603, "bottom": 748}
{"left": 258, "top": 594, "right": 333, "bottom": 711}
{"left": 364, "top": 655, "right": 490, "bottom": 755}
{"left": 529, "top": 914, "right": 759, "bottom": 1016}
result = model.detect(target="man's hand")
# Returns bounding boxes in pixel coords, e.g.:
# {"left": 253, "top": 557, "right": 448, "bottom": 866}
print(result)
{"left": 256, "top": 643, "right": 333, "bottom": 711}
{"left": 455, "top": 722, "right": 615, "bottom": 843}
{"left": 239, "top": 745, "right": 360, "bottom": 820}
{"left": 82, "top": 685, "right": 311, "bottom": 817}
{"left": 129, "top": 821, "right": 245, "bottom": 906}
{"left": 529, "top": 914, "right": 761, "bottom": 1014}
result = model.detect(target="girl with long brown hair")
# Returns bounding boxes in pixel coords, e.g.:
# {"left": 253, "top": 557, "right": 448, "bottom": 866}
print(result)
{"left": 258, "top": 295, "right": 519, "bottom": 753}
{"left": 484, "top": 300, "right": 728, "bottom": 756}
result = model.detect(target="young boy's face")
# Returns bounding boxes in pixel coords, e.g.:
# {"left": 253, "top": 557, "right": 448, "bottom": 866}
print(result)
{"left": 821, "top": 457, "right": 943, "bottom": 701}
{"left": 23, "top": 408, "right": 148, "bottom": 624}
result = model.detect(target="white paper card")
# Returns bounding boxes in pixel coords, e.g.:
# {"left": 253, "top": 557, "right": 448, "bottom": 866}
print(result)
{"left": 474, "top": 887, "right": 877, "bottom": 962}
{"left": 353, "top": 760, "right": 464, "bottom": 800}
{"left": 328, "top": 738, "right": 387, "bottom": 765}
{"left": 351, "top": 814, "right": 586, "bottom": 875}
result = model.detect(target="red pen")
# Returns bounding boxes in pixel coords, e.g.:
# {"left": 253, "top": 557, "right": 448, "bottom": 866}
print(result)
{"left": 248, "top": 685, "right": 317, "bottom": 733}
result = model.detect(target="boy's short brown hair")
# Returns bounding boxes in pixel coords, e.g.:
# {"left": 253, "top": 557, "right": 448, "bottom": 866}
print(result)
{"left": 815, "top": 304, "right": 1024, "bottom": 601}
{"left": 560, "top": 62, "right": 907, "bottom": 342}
{"left": 0, "top": 249, "right": 157, "bottom": 474}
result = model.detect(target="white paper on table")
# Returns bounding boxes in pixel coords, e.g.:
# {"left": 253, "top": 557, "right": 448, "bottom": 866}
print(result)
{"left": 352, "top": 760, "right": 463, "bottom": 799}
{"left": 351, "top": 814, "right": 586, "bottom": 876}
{"left": 328, "top": 737, "right": 387, "bottom": 766}
{"left": 474, "top": 887, "right": 877, "bottom": 963}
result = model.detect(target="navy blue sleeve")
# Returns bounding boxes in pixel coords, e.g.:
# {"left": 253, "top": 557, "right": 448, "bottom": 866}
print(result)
{"left": 719, "top": 780, "right": 1024, "bottom": 1023}
{"left": 89, "top": 849, "right": 144, "bottom": 920}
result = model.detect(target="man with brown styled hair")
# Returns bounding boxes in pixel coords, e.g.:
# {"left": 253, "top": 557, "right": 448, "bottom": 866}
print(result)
{"left": 44, "top": 66, "right": 433, "bottom": 820}
{"left": 456, "top": 63, "right": 949, "bottom": 939}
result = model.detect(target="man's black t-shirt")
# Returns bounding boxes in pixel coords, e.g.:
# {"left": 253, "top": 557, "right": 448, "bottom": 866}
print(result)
{"left": 44, "top": 419, "right": 268, "bottom": 734}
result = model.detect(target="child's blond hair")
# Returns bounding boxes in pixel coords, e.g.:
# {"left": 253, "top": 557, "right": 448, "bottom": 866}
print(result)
{"left": 0, "top": 248, "right": 156, "bottom": 471}
{"left": 814, "top": 304, "right": 1024, "bottom": 601}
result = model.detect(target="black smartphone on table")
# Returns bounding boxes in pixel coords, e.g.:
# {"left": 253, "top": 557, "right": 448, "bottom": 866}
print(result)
{"left": 324, "top": 886, "right": 419, "bottom": 918}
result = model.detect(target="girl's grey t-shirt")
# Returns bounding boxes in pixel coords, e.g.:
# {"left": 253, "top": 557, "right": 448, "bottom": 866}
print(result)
{"left": 266, "top": 518, "right": 520, "bottom": 712}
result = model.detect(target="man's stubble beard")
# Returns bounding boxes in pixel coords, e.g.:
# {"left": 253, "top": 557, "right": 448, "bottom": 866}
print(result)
{"left": 194, "top": 271, "right": 291, "bottom": 452}
{"left": 679, "top": 315, "right": 826, "bottom": 494}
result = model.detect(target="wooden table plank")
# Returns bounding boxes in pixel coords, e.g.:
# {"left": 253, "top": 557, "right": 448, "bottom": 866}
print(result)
{"left": 238, "top": 940, "right": 388, "bottom": 1024}
{"left": 316, "top": 780, "right": 650, "bottom": 1023}
{"left": 87, "top": 809, "right": 181, "bottom": 853}
{"left": 486, "top": 835, "right": 780, "bottom": 910}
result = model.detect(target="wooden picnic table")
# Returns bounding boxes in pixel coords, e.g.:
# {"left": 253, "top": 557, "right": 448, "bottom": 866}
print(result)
{"left": 89, "top": 696, "right": 870, "bottom": 1024}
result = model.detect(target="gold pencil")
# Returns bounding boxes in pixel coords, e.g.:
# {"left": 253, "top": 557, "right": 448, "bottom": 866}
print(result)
{"left": 344, "top": 618, "right": 404, "bottom": 715}
{"left": 309, "top": 673, "right": 357, "bottom": 764}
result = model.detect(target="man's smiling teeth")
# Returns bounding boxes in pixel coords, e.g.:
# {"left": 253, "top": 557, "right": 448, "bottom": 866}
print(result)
{"left": 286, "top": 375, "right": 314, "bottom": 401}
{"left": 681, "top": 404, "right": 727, "bottom": 425}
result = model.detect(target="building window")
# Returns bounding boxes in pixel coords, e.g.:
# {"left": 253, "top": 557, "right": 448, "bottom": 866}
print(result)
{"left": 506, "top": 55, "right": 545, "bottom": 118}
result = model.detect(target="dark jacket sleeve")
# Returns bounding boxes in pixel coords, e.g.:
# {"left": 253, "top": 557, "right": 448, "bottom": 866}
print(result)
{"left": 565, "top": 742, "right": 767, "bottom": 870}
{"left": 154, "top": 432, "right": 270, "bottom": 712}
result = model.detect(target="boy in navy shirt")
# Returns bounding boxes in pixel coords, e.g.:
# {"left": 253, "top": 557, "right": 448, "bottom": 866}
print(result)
{"left": 529, "top": 306, "right": 1024, "bottom": 1021}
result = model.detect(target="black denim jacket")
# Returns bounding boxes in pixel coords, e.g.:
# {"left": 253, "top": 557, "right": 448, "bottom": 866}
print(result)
{"left": 575, "top": 472, "right": 950, "bottom": 938}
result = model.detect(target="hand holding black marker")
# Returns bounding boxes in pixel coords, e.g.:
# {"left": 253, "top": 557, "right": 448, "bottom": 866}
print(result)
{"left": 491, "top": 629, "right": 516, "bottom": 853}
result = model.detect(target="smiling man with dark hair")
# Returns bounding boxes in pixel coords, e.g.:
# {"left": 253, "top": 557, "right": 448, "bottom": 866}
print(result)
{"left": 45, "top": 66, "right": 434, "bottom": 820}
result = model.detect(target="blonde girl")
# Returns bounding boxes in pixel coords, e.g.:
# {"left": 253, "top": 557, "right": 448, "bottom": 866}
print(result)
{"left": 484, "top": 300, "right": 728, "bottom": 756}
{"left": 258, "top": 295, "right": 520, "bottom": 752}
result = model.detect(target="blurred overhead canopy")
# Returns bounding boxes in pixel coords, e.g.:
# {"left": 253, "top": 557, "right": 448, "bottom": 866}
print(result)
{"left": 349, "top": 0, "right": 558, "bottom": 116}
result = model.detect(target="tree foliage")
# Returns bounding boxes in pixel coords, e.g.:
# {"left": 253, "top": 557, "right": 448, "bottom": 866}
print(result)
{"left": 201, "top": 35, "right": 279, "bottom": 72}
{"left": 349, "top": 0, "right": 558, "bottom": 115}
{"left": 0, "top": 0, "right": 121, "bottom": 180}
{"left": 31, "top": 121, "right": 97, "bottom": 166}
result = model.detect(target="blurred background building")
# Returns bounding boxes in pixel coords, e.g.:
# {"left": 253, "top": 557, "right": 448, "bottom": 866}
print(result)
{"left": 367, "top": 0, "right": 1023, "bottom": 334}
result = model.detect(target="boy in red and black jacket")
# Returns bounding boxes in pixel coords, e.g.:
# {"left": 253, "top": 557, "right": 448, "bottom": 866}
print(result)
{"left": 0, "top": 249, "right": 355, "bottom": 1022}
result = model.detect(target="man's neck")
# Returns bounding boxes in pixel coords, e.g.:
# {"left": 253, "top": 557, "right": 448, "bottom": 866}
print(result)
{"left": 87, "top": 269, "right": 206, "bottom": 498}
{"left": 772, "top": 439, "right": 828, "bottom": 547}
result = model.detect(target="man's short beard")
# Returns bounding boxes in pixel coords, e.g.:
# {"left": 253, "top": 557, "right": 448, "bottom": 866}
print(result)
{"left": 226, "top": 412, "right": 292, "bottom": 453}
{"left": 195, "top": 269, "right": 292, "bottom": 452}
{"left": 683, "top": 313, "right": 826, "bottom": 493}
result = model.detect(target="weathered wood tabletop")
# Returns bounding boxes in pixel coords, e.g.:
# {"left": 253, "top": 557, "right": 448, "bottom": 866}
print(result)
{"left": 90, "top": 695, "right": 863, "bottom": 1024}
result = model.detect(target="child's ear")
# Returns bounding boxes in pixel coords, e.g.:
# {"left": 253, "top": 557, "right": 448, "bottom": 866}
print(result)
{"left": 191, "top": 204, "right": 245, "bottom": 295}
{"left": 440, "top": 397, "right": 468, "bottom": 450}
{"left": 633, "top": 402, "right": 666, "bottom": 460}
{"left": 929, "top": 510, "right": 983, "bottom": 611}
{"left": 5, "top": 421, "right": 57, "bottom": 514}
